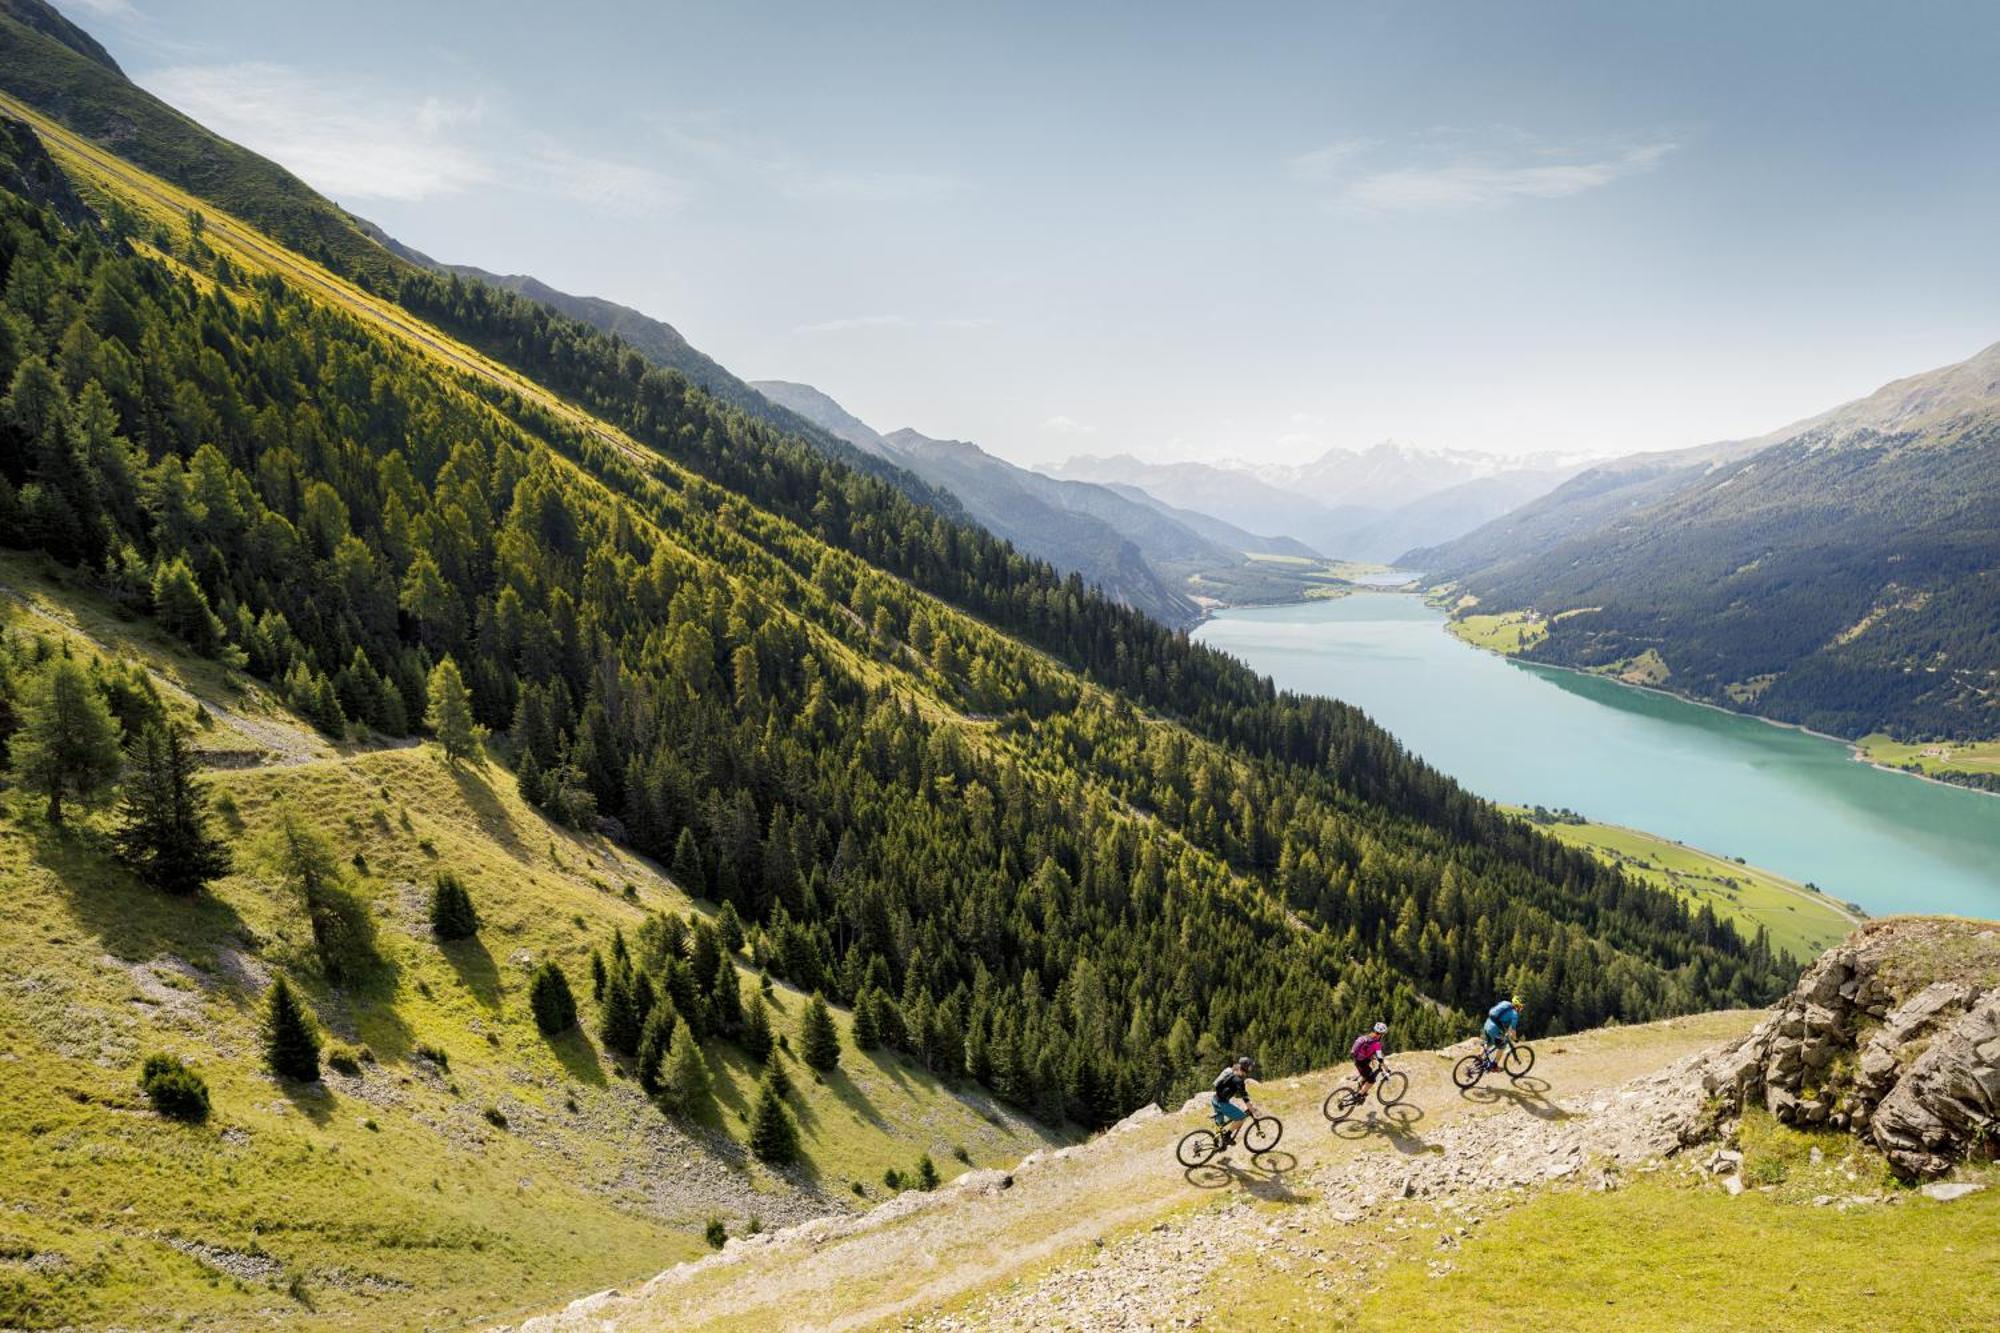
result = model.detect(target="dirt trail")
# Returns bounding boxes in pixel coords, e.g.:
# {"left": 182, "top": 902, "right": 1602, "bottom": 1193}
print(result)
{"left": 511, "top": 1010, "right": 1759, "bottom": 1331}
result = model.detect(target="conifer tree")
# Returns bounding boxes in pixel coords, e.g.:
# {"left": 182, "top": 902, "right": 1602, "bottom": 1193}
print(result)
{"left": 710, "top": 954, "right": 743, "bottom": 1038}
{"left": 801, "top": 992, "right": 841, "bottom": 1072}
{"left": 150, "top": 557, "right": 227, "bottom": 656}
{"left": 13, "top": 657, "right": 122, "bottom": 824}
{"left": 748, "top": 1074, "right": 799, "bottom": 1164}
{"left": 428, "top": 870, "right": 478, "bottom": 940}
{"left": 599, "top": 969, "right": 642, "bottom": 1055}
{"left": 917, "top": 1153, "right": 940, "bottom": 1190}
{"left": 670, "top": 826, "right": 706, "bottom": 896}
{"left": 637, "top": 1003, "right": 675, "bottom": 1094}
{"left": 264, "top": 977, "right": 321, "bottom": 1082}
{"left": 741, "top": 991, "right": 775, "bottom": 1063}
{"left": 716, "top": 900, "right": 745, "bottom": 953}
{"left": 664, "top": 1017, "right": 708, "bottom": 1110}
{"left": 851, "top": 989, "right": 882, "bottom": 1050}
{"left": 529, "top": 961, "right": 577, "bottom": 1035}
{"left": 114, "top": 723, "right": 230, "bottom": 895}
{"left": 424, "top": 656, "right": 479, "bottom": 763}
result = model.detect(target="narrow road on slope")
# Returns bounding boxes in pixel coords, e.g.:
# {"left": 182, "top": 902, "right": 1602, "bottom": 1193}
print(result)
{"left": 513, "top": 1010, "right": 1759, "bottom": 1331}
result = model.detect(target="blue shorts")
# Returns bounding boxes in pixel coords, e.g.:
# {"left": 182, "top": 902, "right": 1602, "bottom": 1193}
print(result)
{"left": 1211, "top": 1099, "right": 1249, "bottom": 1124}
{"left": 1483, "top": 1020, "right": 1506, "bottom": 1045}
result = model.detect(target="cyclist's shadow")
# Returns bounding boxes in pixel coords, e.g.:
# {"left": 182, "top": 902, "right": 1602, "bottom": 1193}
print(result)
{"left": 1330, "top": 1102, "right": 1436, "bottom": 1156}
{"left": 1458, "top": 1075, "right": 1567, "bottom": 1121}
{"left": 1182, "top": 1150, "right": 1306, "bottom": 1203}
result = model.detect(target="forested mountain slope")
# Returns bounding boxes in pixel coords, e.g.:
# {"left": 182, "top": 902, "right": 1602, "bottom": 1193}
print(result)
{"left": 0, "top": 5, "right": 1804, "bottom": 1315}
{"left": 1414, "top": 342, "right": 2000, "bottom": 742}
{"left": 0, "top": 40, "right": 1795, "bottom": 1111}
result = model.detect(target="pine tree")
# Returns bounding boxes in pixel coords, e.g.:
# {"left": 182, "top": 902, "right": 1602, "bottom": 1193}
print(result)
{"left": 150, "top": 557, "right": 227, "bottom": 656}
{"left": 664, "top": 1018, "right": 708, "bottom": 1110}
{"left": 917, "top": 1153, "right": 940, "bottom": 1190}
{"left": 13, "top": 658, "right": 122, "bottom": 824}
{"left": 114, "top": 723, "right": 231, "bottom": 895}
{"left": 741, "top": 991, "right": 775, "bottom": 1063}
{"left": 801, "top": 992, "right": 841, "bottom": 1072}
{"left": 637, "top": 1004, "right": 675, "bottom": 1094}
{"left": 599, "top": 970, "right": 642, "bottom": 1055}
{"left": 425, "top": 656, "right": 479, "bottom": 764}
{"left": 590, "top": 948, "right": 608, "bottom": 1001}
{"left": 851, "top": 989, "right": 882, "bottom": 1050}
{"left": 429, "top": 870, "right": 479, "bottom": 940}
{"left": 748, "top": 1075, "right": 799, "bottom": 1164}
{"left": 264, "top": 977, "right": 321, "bottom": 1082}
{"left": 716, "top": 900, "right": 745, "bottom": 953}
{"left": 670, "top": 826, "right": 706, "bottom": 896}
{"left": 709, "top": 955, "right": 743, "bottom": 1038}
{"left": 529, "top": 961, "right": 577, "bottom": 1035}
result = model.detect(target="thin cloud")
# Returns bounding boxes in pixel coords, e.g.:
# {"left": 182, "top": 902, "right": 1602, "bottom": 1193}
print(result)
{"left": 1291, "top": 130, "right": 1679, "bottom": 213}
{"left": 1288, "top": 137, "right": 1376, "bottom": 183}
{"left": 654, "top": 112, "right": 968, "bottom": 203}
{"left": 1040, "top": 415, "right": 1097, "bottom": 436}
{"left": 139, "top": 63, "right": 680, "bottom": 214}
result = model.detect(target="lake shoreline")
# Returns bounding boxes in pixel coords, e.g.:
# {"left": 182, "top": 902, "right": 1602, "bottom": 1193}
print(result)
{"left": 1237, "top": 585, "right": 2000, "bottom": 805}
{"left": 1198, "top": 593, "right": 2000, "bottom": 917}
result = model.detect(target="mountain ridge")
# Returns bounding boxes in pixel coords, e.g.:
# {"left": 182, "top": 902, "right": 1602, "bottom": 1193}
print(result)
{"left": 1411, "top": 340, "right": 2000, "bottom": 742}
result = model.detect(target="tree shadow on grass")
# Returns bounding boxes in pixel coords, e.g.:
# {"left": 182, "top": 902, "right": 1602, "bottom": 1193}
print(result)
{"left": 279, "top": 1076, "right": 337, "bottom": 1127}
{"left": 443, "top": 759, "right": 524, "bottom": 858}
{"left": 819, "top": 1064, "right": 890, "bottom": 1133}
{"left": 439, "top": 935, "right": 501, "bottom": 1010}
{"left": 33, "top": 820, "right": 251, "bottom": 969}
{"left": 547, "top": 1025, "right": 607, "bottom": 1087}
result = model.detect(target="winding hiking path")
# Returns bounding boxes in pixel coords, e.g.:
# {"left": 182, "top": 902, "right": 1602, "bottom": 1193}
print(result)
{"left": 514, "top": 1009, "right": 1759, "bottom": 1331}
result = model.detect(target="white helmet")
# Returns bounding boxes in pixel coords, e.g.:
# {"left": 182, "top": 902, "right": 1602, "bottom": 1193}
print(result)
{"left": 1372, "top": 1021, "right": 1388, "bottom": 1035}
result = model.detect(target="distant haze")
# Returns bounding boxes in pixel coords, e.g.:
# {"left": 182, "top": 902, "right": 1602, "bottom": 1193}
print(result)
{"left": 73, "top": 0, "right": 2000, "bottom": 467}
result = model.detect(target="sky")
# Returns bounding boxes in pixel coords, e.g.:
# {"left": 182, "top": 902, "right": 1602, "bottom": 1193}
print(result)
{"left": 57, "top": 0, "right": 2000, "bottom": 468}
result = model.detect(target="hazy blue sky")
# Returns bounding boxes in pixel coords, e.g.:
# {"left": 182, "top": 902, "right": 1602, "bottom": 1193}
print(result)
{"left": 61, "top": 0, "right": 2000, "bottom": 466}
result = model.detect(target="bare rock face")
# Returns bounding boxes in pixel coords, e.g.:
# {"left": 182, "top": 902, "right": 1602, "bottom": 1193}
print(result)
{"left": 1695, "top": 919, "right": 2000, "bottom": 1179}
{"left": 1869, "top": 995, "right": 2000, "bottom": 1179}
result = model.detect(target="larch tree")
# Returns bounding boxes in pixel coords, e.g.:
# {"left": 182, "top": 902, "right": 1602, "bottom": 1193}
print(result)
{"left": 425, "top": 656, "right": 480, "bottom": 764}
{"left": 13, "top": 657, "right": 122, "bottom": 824}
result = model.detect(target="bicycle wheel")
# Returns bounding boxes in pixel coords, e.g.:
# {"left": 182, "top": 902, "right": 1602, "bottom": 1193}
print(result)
{"left": 1505, "top": 1044, "right": 1536, "bottom": 1079}
{"left": 1376, "top": 1068, "right": 1410, "bottom": 1106}
{"left": 1245, "top": 1114, "right": 1283, "bottom": 1155}
{"left": 1452, "top": 1054, "right": 1485, "bottom": 1089}
{"left": 1176, "top": 1129, "right": 1220, "bottom": 1168}
{"left": 1323, "top": 1085, "right": 1362, "bottom": 1123}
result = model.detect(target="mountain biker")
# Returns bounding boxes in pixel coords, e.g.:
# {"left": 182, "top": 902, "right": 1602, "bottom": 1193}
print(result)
{"left": 1211, "top": 1055, "right": 1258, "bottom": 1140}
{"left": 1483, "top": 996, "right": 1524, "bottom": 1068}
{"left": 1350, "top": 1021, "right": 1388, "bottom": 1092}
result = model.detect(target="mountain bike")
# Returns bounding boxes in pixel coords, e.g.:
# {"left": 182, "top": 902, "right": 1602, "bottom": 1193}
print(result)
{"left": 1176, "top": 1106, "right": 1284, "bottom": 1167}
{"left": 1452, "top": 1039, "right": 1535, "bottom": 1090}
{"left": 1323, "top": 1057, "right": 1410, "bottom": 1123}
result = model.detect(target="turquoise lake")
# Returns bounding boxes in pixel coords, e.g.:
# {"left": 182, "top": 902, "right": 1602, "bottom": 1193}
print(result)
{"left": 1194, "top": 594, "right": 2000, "bottom": 919}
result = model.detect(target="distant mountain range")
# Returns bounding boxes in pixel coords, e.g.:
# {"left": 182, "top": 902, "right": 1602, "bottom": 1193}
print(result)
{"left": 1044, "top": 444, "right": 1593, "bottom": 562}
{"left": 754, "top": 382, "right": 1326, "bottom": 625}
{"left": 1412, "top": 340, "right": 2000, "bottom": 742}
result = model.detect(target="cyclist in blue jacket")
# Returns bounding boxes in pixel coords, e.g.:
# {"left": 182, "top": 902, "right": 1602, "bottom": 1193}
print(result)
{"left": 1482, "top": 997, "right": 1524, "bottom": 1069}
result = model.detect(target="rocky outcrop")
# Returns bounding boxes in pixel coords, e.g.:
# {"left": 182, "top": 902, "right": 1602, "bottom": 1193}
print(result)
{"left": 1696, "top": 918, "right": 2000, "bottom": 1178}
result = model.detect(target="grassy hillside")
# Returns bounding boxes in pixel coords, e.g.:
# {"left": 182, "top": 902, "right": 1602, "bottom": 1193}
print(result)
{"left": 0, "top": 559, "right": 1064, "bottom": 1328}
{"left": 1856, "top": 733, "right": 2000, "bottom": 794}
{"left": 1507, "top": 808, "right": 1860, "bottom": 961}
{"left": 518, "top": 998, "right": 2000, "bottom": 1330}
